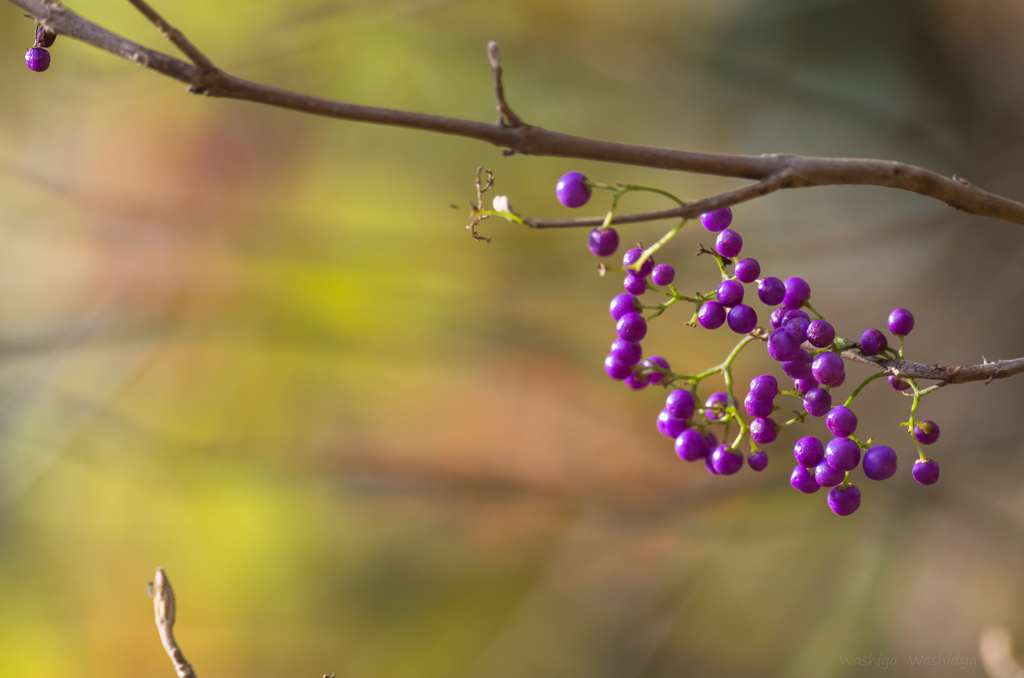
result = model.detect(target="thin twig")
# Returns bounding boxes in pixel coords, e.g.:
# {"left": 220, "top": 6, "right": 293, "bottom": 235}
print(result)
{"left": 487, "top": 41, "right": 522, "bottom": 129}
{"left": 124, "top": 0, "right": 215, "bottom": 75}
{"left": 152, "top": 567, "right": 197, "bottom": 678}
{"left": 9, "top": 0, "right": 1024, "bottom": 226}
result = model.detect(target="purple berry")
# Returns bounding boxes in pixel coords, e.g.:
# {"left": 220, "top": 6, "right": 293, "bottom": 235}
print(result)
{"left": 782, "top": 350, "right": 813, "bottom": 380}
{"left": 827, "top": 485, "right": 861, "bottom": 516}
{"left": 802, "top": 388, "right": 831, "bottom": 417}
{"left": 624, "top": 370, "right": 648, "bottom": 391}
{"left": 811, "top": 352, "right": 845, "bottom": 386}
{"left": 782, "top": 277, "right": 811, "bottom": 310}
{"left": 806, "top": 320, "right": 836, "bottom": 348}
{"left": 748, "top": 451, "right": 768, "bottom": 471}
{"left": 749, "top": 375, "right": 778, "bottom": 401}
{"left": 793, "top": 377, "right": 819, "bottom": 395}
{"left": 888, "top": 308, "right": 915, "bottom": 336}
{"left": 623, "top": 273, "right": 647, "bottom": 296}
{"left": 889, "top": 375, "right": 911, "bottom": 391}
{"left": 825, "top": 437, "right": 861, "bottom": 472}
{"left": 622, "top": 248, "right": 655, "bottom": 278}
{"left": 643, "top": 355, "right": 670, "bottom": 384}
{"left": 715, "top": 229, "right": 743, "bottom": 258}
{"left": 609, "top": 293, "right": 640, "bottom": 321}
{"left": 651, "top": 263, "right": 675, "bottom": 286}
{"left": 832, "top": 372, "right": 846, "bottom": 388}
{"left": 783, "top": 317, "right": 810, "bottom": 344}
{"left": 25, "top": 47, "right": 50, "bottom": 72}
{"left": 912, "top": 458, "right": 940, "bottom": 485}
{"left": 793, "top": 436, "right": 825, "bottom": 467}
{"left": 704, "top": 454, "right": 718, "bottom": 475}
{"left": 555, "top": 172, "right": 591, "bottom": 208}
{"left": 767, "top": 328, "right": 801, "bottom": 362}
{"left": 826, "top": 406, "right": 858, "bottom": 438}
{"left": 35, "top": 27, "right": 57, "bottom": 48}
{"left": 735, "top": 258, "right": 760, "bottom": 284}
{"left": 716, "top": 279, "right": 744, "bottom": 307}
{"left": 616, "top": 312, "right": 648, "bottom": 342}
{"left": 664, "top": 391, "right": 695, "bottom": 420}
{"left": 727, "top": 304, "right": 757, "bottom": 334}
{"left": 675, "top": 428, "right": 708, "bottom": 461}
{"left": 769, "top": 307, "right": 788, "bottom": 330}
{"left": 814, "top": 459, "right": 846, "bottom": 487}
{"left": 604, "top": 355, "right": 631, "bottom": 380}
{"left": 758, "top": 277, "right": 786, "bottom": 306}
{"left": 610, "top": 338, "right": 643, "bottom": 366}
{"left": 913, "top": 420, "right": 940, "bottom": 445}
{"left": 791, "top": 465, "right": 821, "bottom": 493}
{"left": 705, "top": 392, "right": 729, "bottom": 421}
{"left": 863, "top": 446, "right": 897, "bottom": 480}
{"left": 860, "top": 328, "right": 888, "bottom": 355}
{"left": 744, "top": 392, "right": 773, "bottom": 418}
{"left": 698, "top": 301, "right": 726, "bottom": 330}
{"left": 704, "top": 430, "right": 720, "bottom": 451}
{"left": 711, "top": 445, "right": 744, "bottom": 475}
{"left": 700, "top": 207, "right": 732, "bottom": 232}
{"left": 784, "top": 309, "right": 810, "bottom": 323}
{"left": 588, "top": 228, "right": 619, "bottom": 257}
{"left": 657, "top": 409, "right": 687, "bottom": 438}
{"left": 750, "top": 417, "right": 778, "bottom": 445}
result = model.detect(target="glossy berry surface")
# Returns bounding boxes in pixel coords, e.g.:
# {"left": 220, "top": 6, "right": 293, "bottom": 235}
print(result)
{"left": 35, "top": 26, "right": 57, "bottom": 48}
{"left": 811, "top": 352, "right": 845, "bottom": 386}
{"left": 711, "top": 445, "right": 744, "bottom": 475}
{"left": 616, "top": 312, "right": 648, "bottom": 342}
{"left": 651, "top": 263, "right": 675, "bottom": 286}
{"left": 604, "top": 355, "right": 631, "bottom": 380}
{"left": 623, "top": 273, "right": 646, "bottom": 295}
{"left": 735, "top": 258, "right": 760, "bottom": 283}
{"left": 913, "top": 420, "right": 940, "bottom": 445}
{"left": 814, "top": 459, "right": 846, "bottom": 487}
{"left": 717, "top": 279, "right": 744, "bottom": 307}
{"left": 912, "top": 458, "right": 940, "bottom": 485}
{"left": 888, "top": 308, "right": 915, "bottom": 336}
{"left": 698, "top": 301, "right": 726, "bottom": 329}
{"left": 758, "top": 277, "right": 786, "bottom": 306}
{"left": 555, "top": 172, "right": 591, "bottom": 208}
{"left": 803, "top": 388, "right": 831, "bottom": 417}
{"left": 827, "top": 485, "right": 861, "bottom": 516}
{"left": 748, "top": 451, "right": 768, "bottom": 471}
{"left": 715, "top": 229, "right": 743, "bottom": 258}
{"left": 750, "top": 417, "right": 778, "bottom": 444}
{"left": 624, "top": 370, "right": 648, "bottom": 391}
{"left": 610, "top": 339, "right": 642, "bottom": 365}
{"left": 664, "top": 391, "right": 695, "bottom": 420}
{"left": 791, "top": 464, "right": 820, "bottom": 493}
{"left": 705, "top": 392, "right": 729, "bottom": 421}
{"left": 860, "top": 328, "right": 888, "bottom": 355}
{"left": 863, "top": 446, "right": 898, "bottom": 480}
{"left": 588, "top": 228, "right": 619, "bottom": 256}
{"left": 609, "top": 293, "right": 641, "bottom": 321}
{"left": 25, "top": 47, "right": 50, "bottom": 72}
{"left": 767, "top": 329, "right": 801, "bottom": 362}
{"left": 749, "top": 375, "right": 778, "bottom": 401}
{"left": 675, "top": 428, "right": 708, "bottom": 461}
{"left": 657, "top": 409, "right": 687, "bottom": 438}
{"left": 744, "top": 392, "right": 773, "bottom": 418}
{"left": 643, "top": 355, "right": 670, "bottom": 384}
{"left": 622, "top": 248, "right": 655, "bottom": 278}
{"left": 727, "top": 304, "right": 757, "bottom": 334}
{"left": 793, "top": 377, "right": 818, "bottom": 395}
{"left": 782, "top": 350, "right": 812, "bottom": 380}
{"left": 700, "top": 207, "right": 732, "bottom": 232}
{"left": 793, "top": 436, "right": 825, "bottom": 467}
{"left": 806, "top": 320, "right": 836, "bottom": 348}
{"left": 782, "top": 277, "right": 811, "bottom": 310}
{"left": 825, "top": 437, "right": 861, "bottom": 472}
{"left": 783, "top": 317, "right": 810, "bottom": 344}
{"left": 826, "top": 406, "right": 858, "bottom": 437}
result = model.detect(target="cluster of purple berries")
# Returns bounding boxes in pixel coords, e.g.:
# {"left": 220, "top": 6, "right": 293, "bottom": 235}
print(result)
{"left": 25, "top": 27, "right": 56, "bottom": 73}
{"left": 604, "top": 288, "right": 670, "bottom": 391}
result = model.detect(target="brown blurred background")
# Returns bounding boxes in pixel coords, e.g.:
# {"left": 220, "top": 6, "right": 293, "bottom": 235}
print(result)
{"left": 1, "top": 0, "right": 1024, "bottom": 676}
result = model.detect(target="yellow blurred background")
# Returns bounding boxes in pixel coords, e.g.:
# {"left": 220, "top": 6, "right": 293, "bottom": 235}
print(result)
{"left": 2, "top": 0, "right": 1024, "bottom": 676}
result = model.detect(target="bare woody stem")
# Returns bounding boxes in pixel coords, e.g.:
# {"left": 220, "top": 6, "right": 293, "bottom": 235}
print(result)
{"left": 9, "top": 0, "right": 1024, "bottom": 227}
{"left": 152, "top": 567, "right": 197, "bottom": 678}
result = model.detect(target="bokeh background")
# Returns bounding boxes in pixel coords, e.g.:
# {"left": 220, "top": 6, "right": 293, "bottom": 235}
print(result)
{"left": 2, "top": 0, "right": 1024, "bottom": 676}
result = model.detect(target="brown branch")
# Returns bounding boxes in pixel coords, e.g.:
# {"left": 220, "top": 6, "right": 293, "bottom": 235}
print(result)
{"left": 839, "top": 350, "right": 1024, "bottom": 385}
{"left": 9, "top": 0, "right": 1024, "bottom": 226}
{"left": 152, "top": 567, "right": 197, "bottom": 678}
{"left": 486, "top": 41, "right": 522, "bottom": 129}
{"left": 124, "top": 0, "right": 215, "bottom": 75}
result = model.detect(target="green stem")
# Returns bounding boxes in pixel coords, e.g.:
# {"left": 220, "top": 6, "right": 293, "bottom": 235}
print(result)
{"left": 843, "top": 372, "right": 888, "bottom": 407}
{"left": 804, "top": 302, "right": 825, "bottom": 320}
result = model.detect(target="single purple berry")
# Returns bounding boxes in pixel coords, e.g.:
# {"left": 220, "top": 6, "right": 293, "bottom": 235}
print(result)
{"left": 860, "top": 328, "right": 888, "bottom": 355}
{"left": 727, "top": 304, "right": 757, "bottom": 334}
{"left": 769, "top": 307, "right": 788, "bottom": 330}
{"left": 555, "top": 172, "right": 591, "bottom": 208}
{"left": 803, "top": 388, "right": 831, "bottom": 418}
{"left": 698, "top": 301, "right": 726, "bottom": 330}
{"left": 863, "top": 446, "right": 898, "bottom": 481}
{"left": 643, "top": 355, "right": 670, "bottom": 384}
{"left": 735, "top": 258, "right": 760, "bottom": 284}
{"left": 665, "top": 390, "right": 696, "bottom": 420}
{"left": 744, "top": 392, "right": 773, "bottom": 418}
{"left": 767, "top": 328, "right": 801, "bottom": 362}
{"left": 791, "top": 464, "right": 821, "bottom": 493}
{"left": 700, "top": 207, "right": 732, "bottom": 232}
{"left": 623, "top": 273, "right": 647, "bottom": 296}
{"left": 814, "top": 459, "right": 846, "bottom": 487}
{"left": 912, "top": 458, "right": 940, "bottom": 485}
{"left": 705, "top": 392, "right": 729, "bottom": 421}
{"left": 889, "top": 375, "right": 911, "bottom": 391}
{"left": 715, "top": 229, "right": 743, "bottom": 258}
{"left": 826, "top": 406, "right": 858, "bottom": 438}
{"left": 657, "top": 409, "right": 687, "bottom": 438}
{"left": 25, "top": 47, "right": 50, "bottom": 72}
{"left": 604, "top": 355, "right": 631, "bottom": 380}
{"left": 783, "top": 317, "right": 810, "bottom": 344}
{"left": 758, "top": 277, "right": 786, "bottom": 306}
{"left": 704, "top": 430, "right": 719, "bottom": 451}
{"left": 704, "top": 454, "right": 718, "bottom": 475}
{"left": 651, "top": 263, "right": 675, "bottom": 286}
{"left": 913, "top": 420, "right": 940, "bottom": 445}
{"left": 825, "top": 437, "right": 861, "bottom": 472}
{"left": 675, "top": 428, "right": 708, "bottom": 461}
{"left": 794, "top": 436, "right": 825, "bottom": 467}
{"left": 35, "top": 27, "right": 57, "bottom": 48}
{"left": 888, "top": 308, "right": 915, "bottom": 336}
{"left": 782, "top": 277, "right": 811, "bottom": 310}
{"left": 622, "top": 248, "right": 655, "bottom": 278}
{"left": 748, "top": 451, "right": 768, "bottom": 471}
{"left": 750, "top": 417, "right": 778, "bottom": 445}
{"left": 610, "top": 293, "right": 641, "bottom": 321}
{"left": 711, "top": 445, "right": 744, "bottom": 475}
{"left": 806, "top": 320, "right": 836, "bottom": 348}
{"left": 793, "top": 377, "right": 819, "bottom": 395}
{"left": 610, "top": 338, "right": 643, "bottom": 366}
{"left": 827, "top": 484, "right": 861, "bottom": 516}
{"left": 749, "top": 375, "right": 778, "bottom": 401}
{"left": 588, "top": 228, "right": 619, "bottom": 257}
{"left": 616, "top": 312, "right": 648, "bottom": 342}
{"left": 811, "top": 352, "right": 845, "bottom": 386}
{"left": 783, "top": 309, "right": 810, "bottom": 323}
{"left": 624, "top": 370, "right": 648, "bottom": 391}
{"left": 832, "top": 372, "right": 846, "bottom": 388}
{"left": 717, "top": 279, "right": 744, "bottom": 307}
{"left": 782, "top": 350, "right": 813, "bottom": 380}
